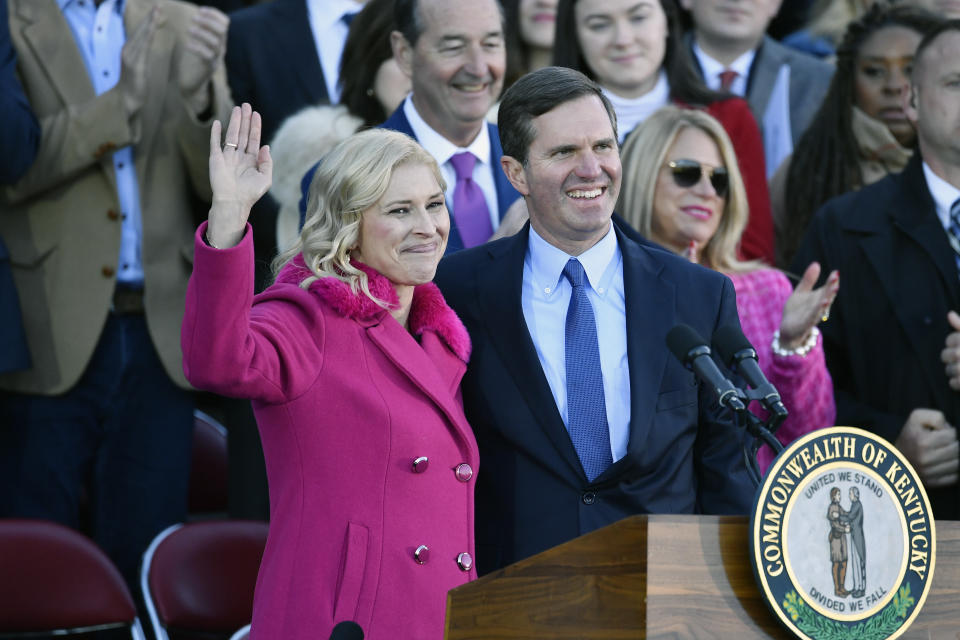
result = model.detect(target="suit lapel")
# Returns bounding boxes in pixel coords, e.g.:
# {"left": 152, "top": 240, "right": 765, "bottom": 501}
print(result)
{"left": 269, "top": 0, "right": 327, "bottom": 105}
{"left": 618, "top": 229, "right": 673, "bottom": 463}
{"left": 746, "top": 38, "right": 782, "bottom": 125}
{"left": 861, "top": 161, "right": 960, "bottom": 412}
{"left": 126, "top": 0, "right": 168, "bottom": 178}
{"left": 19, "top": 0, "right": 95, "bottom": 108}
{"left": 476, "top": 228, "right": 586, "bottom": 480}
{"left": 364, "top": 319, "right": 474, "bottom": 450}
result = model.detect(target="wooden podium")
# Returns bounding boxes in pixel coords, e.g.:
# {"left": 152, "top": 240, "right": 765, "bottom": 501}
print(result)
{"left": 445, "top": 514, "right": 960, "bottom": 639}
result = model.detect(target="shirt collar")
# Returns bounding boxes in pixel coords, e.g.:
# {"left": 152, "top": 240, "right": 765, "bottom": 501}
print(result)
{"left": 692, "top": 40, "right": 755, "bottom": 84}
{"left": 403, "top": 95, "right": 490, "bottom": 166}
{"left": 59, "top": 0, "right": 125, "bottom": 13}
{"left": 922, "top": 161, "right": 960, "bottom": 229}
{"left": 527, "top": 222, "right": 617, "bottom": 294}
{"left": 306, "top": 0, "right": 363, "bottom": 31}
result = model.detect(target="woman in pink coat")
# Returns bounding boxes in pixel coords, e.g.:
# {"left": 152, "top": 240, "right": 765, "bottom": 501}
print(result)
{"left": 181, "top": 104, "right": 477, "bottom": 639}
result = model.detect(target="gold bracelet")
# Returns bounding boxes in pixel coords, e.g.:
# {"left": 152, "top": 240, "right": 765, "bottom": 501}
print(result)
{"left": 772, "top": 327, "right": 819, "bottom": 358}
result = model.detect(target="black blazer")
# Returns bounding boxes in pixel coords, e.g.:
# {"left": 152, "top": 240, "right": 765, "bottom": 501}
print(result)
{"left": 225, "top": 0, "right": 328, "bottom": 144}
{"left": 435, "top": 221, "right": 754, "bottom": 574}
{"left": 793, "top": 155, "right": 960, "bottom": 518}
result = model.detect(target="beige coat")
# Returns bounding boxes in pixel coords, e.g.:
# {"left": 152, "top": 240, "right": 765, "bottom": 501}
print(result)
{"left": 0, "top": 0, "right": 232, "bottom": 394}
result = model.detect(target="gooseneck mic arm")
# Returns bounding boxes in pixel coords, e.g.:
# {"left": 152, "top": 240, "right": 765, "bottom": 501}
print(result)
{"left": 666, "top": 324, "right": 746, "bottom": 412}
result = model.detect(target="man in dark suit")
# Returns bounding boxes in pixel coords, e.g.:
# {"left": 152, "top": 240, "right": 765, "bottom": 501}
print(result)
{"left": 681, "top": 0, "right": 833, "bottom": 177}
{"left": 301, "top": 0, "right": 522, "bottom": 251}
{"left": 793, "top": 22, "right": 960, "bottom": 520}
{"left": 0, "top": 0, "right": 37, "bottom": 375}
{"left": 434, "top": 67, "right": 754, "bottom": 575}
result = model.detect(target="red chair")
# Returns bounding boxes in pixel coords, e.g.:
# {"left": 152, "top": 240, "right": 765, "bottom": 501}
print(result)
{"left": 140, "top": 521, "right": 268, "bottom": 640}
{"left": 0, "top": 519, "right": 146, "bottom": 639}
{"left": 189, "top": 410, "right": 229, "bottom": 516}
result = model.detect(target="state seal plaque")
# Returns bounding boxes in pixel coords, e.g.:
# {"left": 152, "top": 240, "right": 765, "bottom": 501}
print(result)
{"left": 750, "top": 427, "right": 935, "bottom": 640}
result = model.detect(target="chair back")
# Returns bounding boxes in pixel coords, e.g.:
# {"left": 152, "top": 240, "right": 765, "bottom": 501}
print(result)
{"left": 141, "top": 521, "right": 268, "bottom": 640}
{"left": 189, "top": 410, "right": 229, "bottom": 515}
{"left": 0, "top": 519, "right": 145, "bottom": 639}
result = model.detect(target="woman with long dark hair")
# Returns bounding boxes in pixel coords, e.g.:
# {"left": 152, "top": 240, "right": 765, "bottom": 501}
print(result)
{"left": 774, "top": 3, "right": 942, "bottom": 268}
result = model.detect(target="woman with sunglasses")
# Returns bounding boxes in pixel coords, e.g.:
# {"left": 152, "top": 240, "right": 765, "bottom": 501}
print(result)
{"left": 619, "top": 106, "right": 838, "bottom": 472}
{"left": 553, "top": 0, "right": 774, "bottom": 264}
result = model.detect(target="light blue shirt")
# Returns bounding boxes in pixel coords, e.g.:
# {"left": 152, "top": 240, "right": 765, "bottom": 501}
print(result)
{"left": 60, "top": 0, "right": 143, "bottom": 287}
{"left": 521, "top": 224, "right": 631, "bottom": 463}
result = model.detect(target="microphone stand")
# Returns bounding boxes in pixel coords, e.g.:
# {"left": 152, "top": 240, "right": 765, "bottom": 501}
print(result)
{"left": 730, "top": 387, "right": 786, "bottom": 487}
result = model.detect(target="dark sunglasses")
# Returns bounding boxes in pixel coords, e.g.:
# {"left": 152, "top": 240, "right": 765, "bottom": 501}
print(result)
{"left": 667, "top": 159, "right": 729, "bottom": 197}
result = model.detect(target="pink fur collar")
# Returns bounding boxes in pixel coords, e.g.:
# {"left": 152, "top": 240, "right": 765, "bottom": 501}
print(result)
{"left": 275, "top": 256, "right": 471, "bottom": 362}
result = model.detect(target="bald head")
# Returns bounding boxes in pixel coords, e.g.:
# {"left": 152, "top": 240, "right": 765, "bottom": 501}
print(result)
{"left": 904, "top": 22, "right": 960, "bottom": 177}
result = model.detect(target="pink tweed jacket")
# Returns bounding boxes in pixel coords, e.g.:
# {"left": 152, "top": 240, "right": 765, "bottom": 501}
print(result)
{"left": 729, "top": 268, "right": 836, "bottom": 472}
{"left": 181, "top": 223, "right": 477, "bottom": 639}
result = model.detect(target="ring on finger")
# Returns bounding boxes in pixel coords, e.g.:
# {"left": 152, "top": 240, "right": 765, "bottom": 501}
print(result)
{"left": 224, "top": 142, "right": 238, "bottom": 149}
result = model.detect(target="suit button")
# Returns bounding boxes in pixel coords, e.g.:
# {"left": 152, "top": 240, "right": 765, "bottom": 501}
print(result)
{"left": 582, "top": 492, "right": 596, "bottom": 505}
{"left": 412, "top": 457, "right": 429, "bottom": 473}
{"left": 457, "top": 552, "right": 473, "bottom": 572}
{"left": 454, "top": 463, "right": 473, "bottom": 482}
{"left": 107, "top": 209, "right": 119, "bottom": 220}
{"left": 414, "top": 545, "right": 430, "bottom": 564}
{"left": 102, "top": 266, "right": 115, "bottom": 277}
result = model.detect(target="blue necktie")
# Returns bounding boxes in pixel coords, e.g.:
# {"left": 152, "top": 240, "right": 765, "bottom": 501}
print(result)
{"left": 563, "top": 259, "right": 613, "bottom": 482}
{"left": 947, "top": 198, "right": 960, "bottom": 276}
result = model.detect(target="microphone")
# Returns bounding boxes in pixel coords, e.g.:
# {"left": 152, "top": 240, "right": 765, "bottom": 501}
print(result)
{"left": 666, "top": 324, "right": 745, "bottom": 412}
{"left": 329, "top": 621, "right": 364, "bottom": 640}
{"left": 712, "top": 324, "right": 789, "bottom": 420}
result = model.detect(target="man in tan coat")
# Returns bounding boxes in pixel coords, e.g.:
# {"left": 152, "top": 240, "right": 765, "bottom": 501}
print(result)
{"left": 0, "top": 0, "right": 232, "bottom": 588}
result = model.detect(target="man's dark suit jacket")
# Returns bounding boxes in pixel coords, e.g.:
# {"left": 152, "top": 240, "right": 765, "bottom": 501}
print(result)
{"left": 225, "top": 0, "right": 328, "bottom": 144}
{"left": 299, "top": 104, "right": 522, "bottom": 252}
{"left": 793, "top": 155, "right": 960, "bottom": 519}
{"left": 434, "top": 222, "right": 755, "bottom": 574}
{"left": 0, "top": 0, "right": 35, "bottom": 373}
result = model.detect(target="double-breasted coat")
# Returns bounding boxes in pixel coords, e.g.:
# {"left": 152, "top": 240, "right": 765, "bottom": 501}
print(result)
{"left": 181, "top": 224, "right": 478, "bottom": 639}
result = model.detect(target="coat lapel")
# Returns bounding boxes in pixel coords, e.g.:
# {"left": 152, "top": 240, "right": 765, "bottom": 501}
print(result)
{"left": 860, "top": 159, "right": 960, "bottom": 412}
{"left": 269, "top": 0, "right": 327, "bottom": 105}
{"left": 364, "top": 319, "right": 474, "bottom": 450}
{"left": 475, "top": 228, "right": 586, "bottom": 481}
{"left": 746, "top": 38, "right": 782, "bottom": 126}
{"left": 617, "top": 228, "right": 673, "bottom": 466}
{"left": 125, "top": 0, "right": 168, "bottom": 177}
{"left": 18, "top": 0, "right": 95, "bottom": 108}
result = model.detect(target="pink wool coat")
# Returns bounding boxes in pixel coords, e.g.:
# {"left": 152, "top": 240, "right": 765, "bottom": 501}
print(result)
{"left": 181, "top": 223, "right": 477, "bottom": 639}
{"left": 729, "top": 268, "right": 836, "bottom": 473}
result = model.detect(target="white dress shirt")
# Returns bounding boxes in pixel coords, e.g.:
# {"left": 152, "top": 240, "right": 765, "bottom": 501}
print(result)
{"left": 923, "top": 162, "right": 960, "bottom": 232}
{"left": 403, "top": 96, "right": 500, "bottom": 230}
{"left": 521, "top": 224, "right": 630, "bottom": 463}
{"left": 306, "top": 0, "right": 363, "bottom": 103}
{"left": 60, "top": 0, "right": 143, "bottom": 287}
{"left": 692, "top": 41, "right": 755, "bottom": 97}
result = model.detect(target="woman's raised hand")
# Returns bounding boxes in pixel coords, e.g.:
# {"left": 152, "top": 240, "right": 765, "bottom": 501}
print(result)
{"left": 207, "top": 103, "right": 272, "bottom": 248}
{"left": 779, "top": 261, "right": 840, "bottom": 351}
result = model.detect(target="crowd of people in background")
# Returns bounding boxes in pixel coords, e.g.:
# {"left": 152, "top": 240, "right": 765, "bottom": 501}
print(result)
{"left": 3, "top": 0, "right": 960, "bottom": 637}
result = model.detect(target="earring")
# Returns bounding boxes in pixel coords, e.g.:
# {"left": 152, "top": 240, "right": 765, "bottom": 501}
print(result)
{"left": 365, "top": 88, "right": 374, "bottom": 97}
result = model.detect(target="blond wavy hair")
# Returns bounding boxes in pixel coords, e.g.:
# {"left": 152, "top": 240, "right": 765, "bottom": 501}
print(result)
{"left": 617, "top": 106, "right": 756, "bottom": 273}
{"left": 272, "top": 129, "right": 445, "bottom": 306}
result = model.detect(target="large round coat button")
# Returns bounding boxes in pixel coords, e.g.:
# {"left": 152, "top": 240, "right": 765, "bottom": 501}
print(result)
{"left": 412, "top": 457, "right": 429, "bottom": 473}
{"left": 414, "top": 545, "right": 430, "bottom": 564}
{"left": 102, "top": 266, "right": 115, "bottom": 277}
{"left": 457, "top": 552, "right": 473, "bottom": 572}
{"left": 454, "top": 463, "right": 473, "bottom": 482}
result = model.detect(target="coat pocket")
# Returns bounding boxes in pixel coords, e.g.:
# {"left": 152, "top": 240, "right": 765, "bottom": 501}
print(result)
{"left": 333, "top": 521, "right": 369, "bottom": 622}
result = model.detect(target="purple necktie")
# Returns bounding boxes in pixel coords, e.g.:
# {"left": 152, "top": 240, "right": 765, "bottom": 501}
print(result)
{"left": 449, "top": 152, "right": 493, "bottom": 248}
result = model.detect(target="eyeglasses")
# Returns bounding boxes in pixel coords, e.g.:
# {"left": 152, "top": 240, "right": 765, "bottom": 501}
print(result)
{"left": 666, "top": 159, "right": 729, "bottom": 197}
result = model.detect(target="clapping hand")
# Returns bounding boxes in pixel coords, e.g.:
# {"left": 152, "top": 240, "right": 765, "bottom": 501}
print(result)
{"left": 940, "top": 311, "right": 960, "bottom": 391}
{"left": 779, "top": 261, "right": 839, "bottom": 350}
{"left": 207, "top": 104, "right": 272, "bottom": 249}
{"left": 177, "top": 6, "right": 229, "bottom": 114}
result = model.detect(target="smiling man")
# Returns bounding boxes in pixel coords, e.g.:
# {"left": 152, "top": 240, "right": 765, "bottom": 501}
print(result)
{"left": 434, "top": 66, "right": 754, "bottom": 575}
{"left": 384, "top": 0, "right": 521, "bottom": 250}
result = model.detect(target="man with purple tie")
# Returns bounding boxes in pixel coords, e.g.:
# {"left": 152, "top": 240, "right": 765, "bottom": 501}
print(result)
{"left": 301, "top": 0, "right": 522, "bottom": 251}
